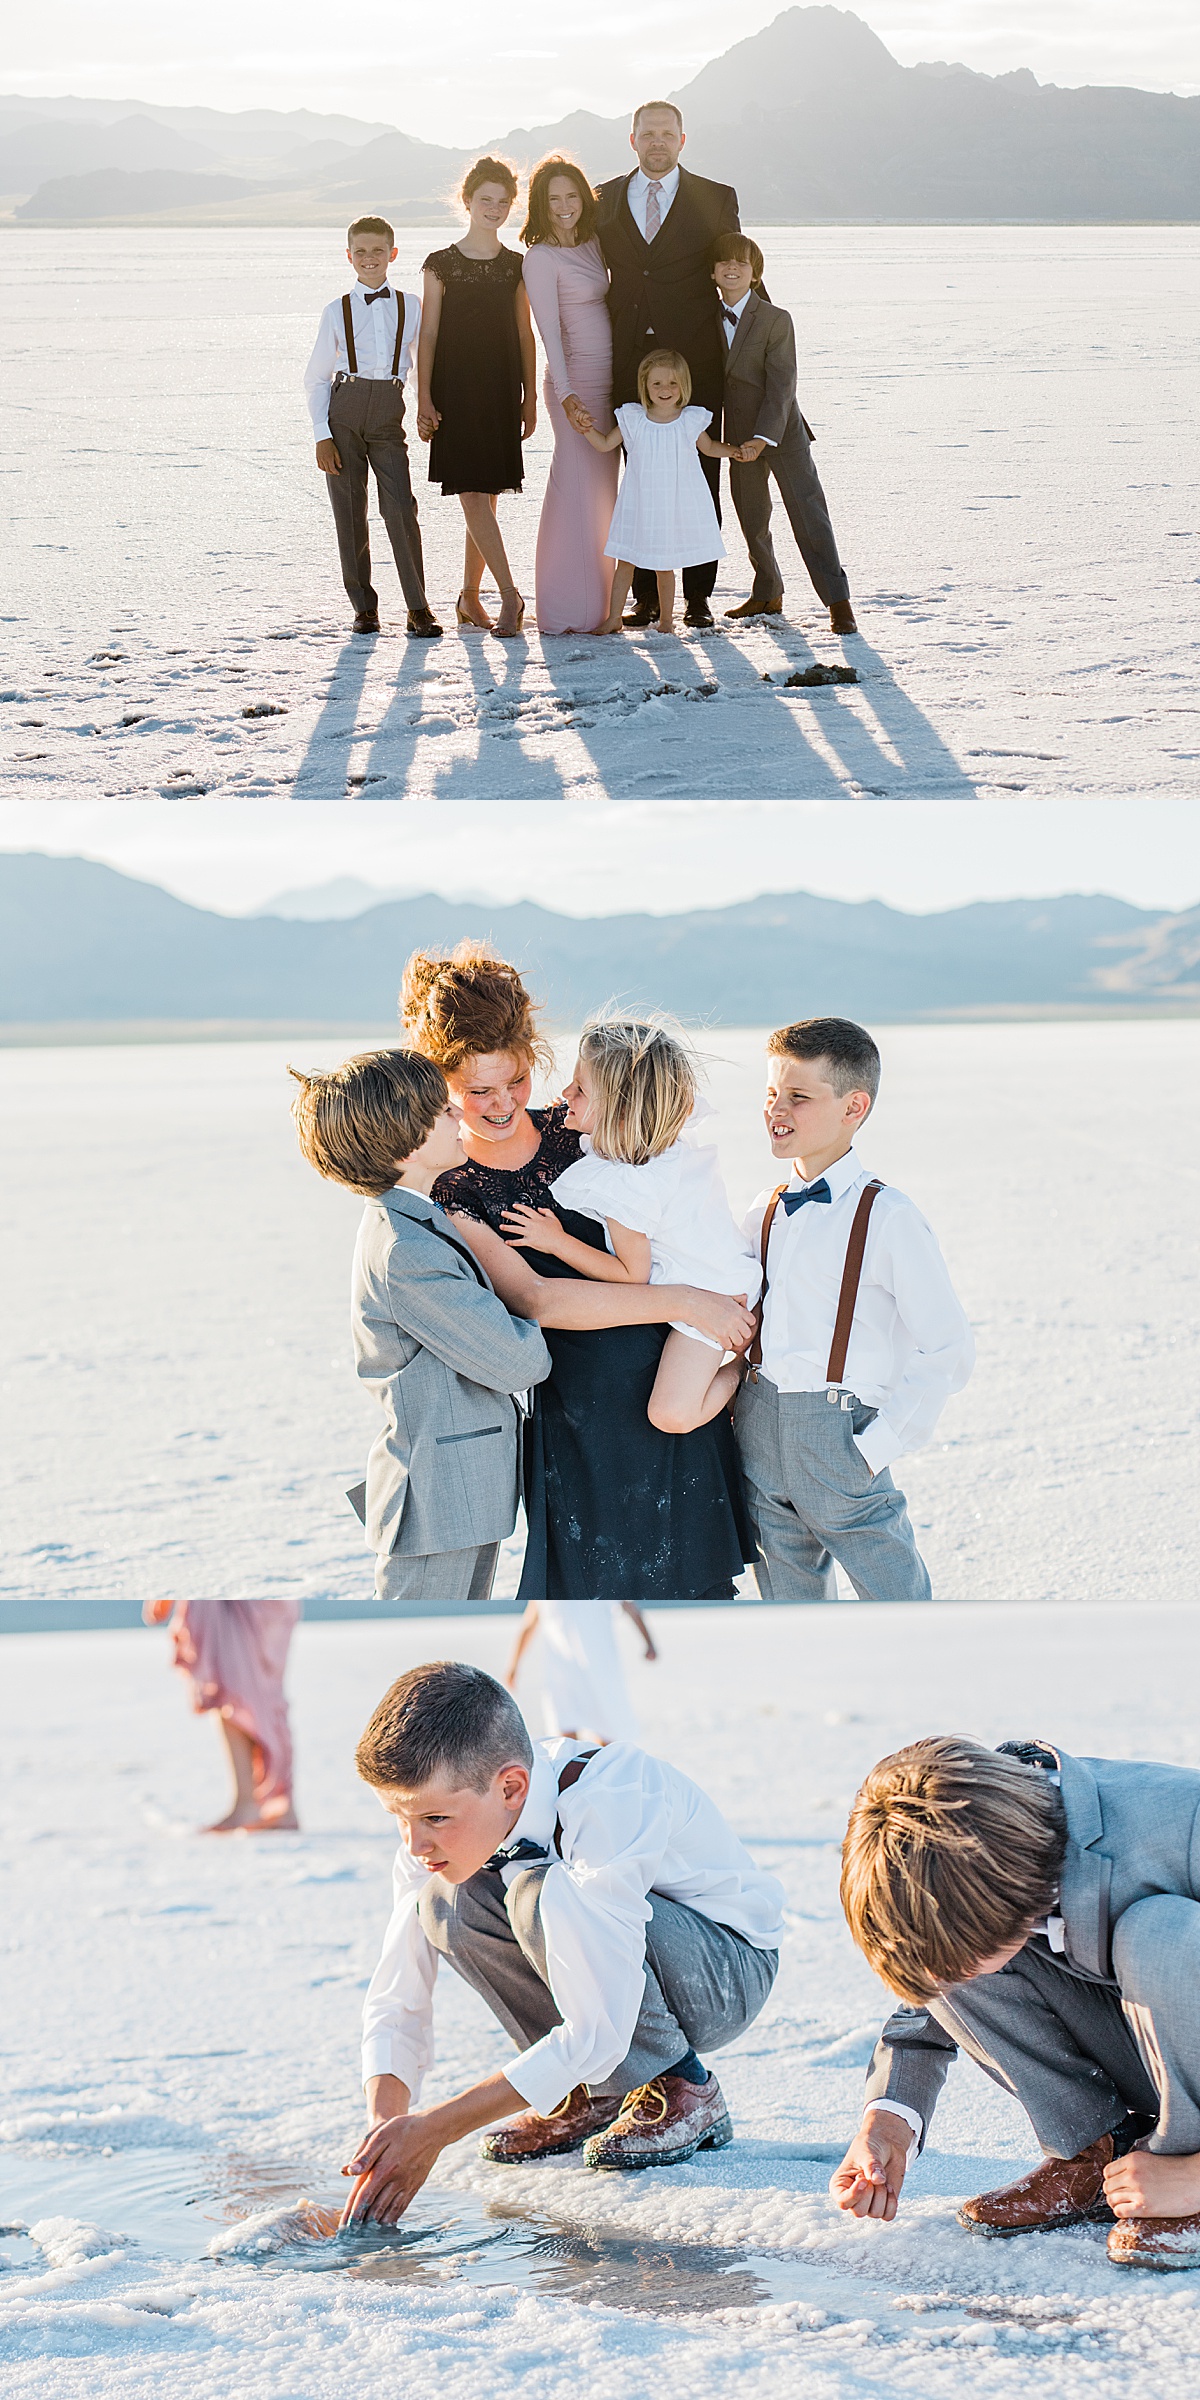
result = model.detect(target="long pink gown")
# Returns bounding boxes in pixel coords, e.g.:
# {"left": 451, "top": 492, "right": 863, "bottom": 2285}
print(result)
{"left": 171, "top": 1601, "right": 300, "bottom": 1813}
{"left": 522, "top": 239, "right": 619, "bottom": 634}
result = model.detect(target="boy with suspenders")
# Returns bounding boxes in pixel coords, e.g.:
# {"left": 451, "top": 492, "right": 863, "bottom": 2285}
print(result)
{"left": 304, "top": 216, "right": 441, "bottom": 638}
{"left": 735, "top": 1017, "right": 974, "bottom": 1604}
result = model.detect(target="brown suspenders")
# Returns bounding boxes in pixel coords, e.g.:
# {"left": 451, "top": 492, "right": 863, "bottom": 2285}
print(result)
{"left": 553, "top": 1749, "right": 599, "bottom": 1856}
{"left": 339, "top": 291, "right": 406, "bottom": 381}
{"left": 748, "top": 1178, "right": 884, "bottom": 1385}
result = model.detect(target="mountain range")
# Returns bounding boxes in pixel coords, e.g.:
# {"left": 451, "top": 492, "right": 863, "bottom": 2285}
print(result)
{"left": 4, "top": 7, "right": 1199, "bottom": 225}
{"left": 3, "top": 854, "right": 1199, "bottom": 1031}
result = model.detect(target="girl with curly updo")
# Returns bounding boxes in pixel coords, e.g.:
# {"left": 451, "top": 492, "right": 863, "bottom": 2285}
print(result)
{"left": 417, "top": 158, "right": 537, "bottom": 637}
{"left": 400, "top": 942, "right": 755, "bottom": 1601}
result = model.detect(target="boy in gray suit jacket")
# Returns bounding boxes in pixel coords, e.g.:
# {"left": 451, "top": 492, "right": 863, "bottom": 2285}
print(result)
{"left": 712, "top": 235, "right": 856, "bottom": 635}
{"left": 832, "top": 1735, "right": 1200, "bottom": 2271}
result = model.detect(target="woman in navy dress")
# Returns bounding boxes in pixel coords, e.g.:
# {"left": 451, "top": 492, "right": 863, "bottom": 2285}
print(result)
{"left": 402, "top": 943, "right": 754, "bottom": 1600}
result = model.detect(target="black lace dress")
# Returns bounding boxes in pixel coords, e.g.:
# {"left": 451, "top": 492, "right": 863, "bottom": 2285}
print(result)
{"left": 433, "top": 1105, "right": 753, "bottom": 1601}
{"left": 423, "top": 244, "right": 525, "bottom": 496}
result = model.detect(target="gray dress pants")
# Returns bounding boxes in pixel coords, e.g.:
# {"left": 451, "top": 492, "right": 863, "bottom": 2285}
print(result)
{"left": 377, "top": 1542, "right": 499, "bottom": 1604}
{"left": 419, "top": 1861, "right": 778, "bottom": 2099}
{"left": 326, "top": 377, "right": 431, "bottom": 618}
{"left": 886, "top": 1899, "right": 1200, "bottom": 2159}
{"left": 728, "top": 422, "right": 850, "bottom": 610}
{"left": 735, "top": 1376, "right": 932, "bottom": 1604}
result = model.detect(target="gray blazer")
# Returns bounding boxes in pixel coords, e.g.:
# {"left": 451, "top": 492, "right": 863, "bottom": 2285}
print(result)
{"left": 863, "top": 1744, "right": 1200, "bottom": 2144}
{"left": 351, "top": 1186, "right": 551, "bottom": 1566}
{"left": 721, "top": 287, "right": 814, "bottom": 452}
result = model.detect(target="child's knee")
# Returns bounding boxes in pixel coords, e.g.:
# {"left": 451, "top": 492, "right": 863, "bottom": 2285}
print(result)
{"left": 647, "top": 1395, "right": 697, "bottom": 1436}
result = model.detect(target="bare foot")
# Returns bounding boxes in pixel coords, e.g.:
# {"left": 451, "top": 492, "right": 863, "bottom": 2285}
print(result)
{"left": 201, "top": 1803, "right": 299, "bottom": 1834}
{"left": 590, "top": 618, "right": 623, "bottom": 636}
{"left": 1104, "top": 2147, "right": 1200, "bottom": 2219}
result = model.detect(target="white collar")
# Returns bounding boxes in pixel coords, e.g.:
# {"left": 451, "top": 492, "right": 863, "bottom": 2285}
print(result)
{"left": 633, "top": 163, "right": 680, "bottom": 198}
{"left": 719, "top": 290, "right": 751, "bottom": 321}
{"left": 785, "top": 1147, "right": 862, "bottom": 1201}
{"left": 354, "top": 281, "right": 394, "bottom": 299}
{"left": 495, "top": 1747, "right": 559, "bottom": 1865}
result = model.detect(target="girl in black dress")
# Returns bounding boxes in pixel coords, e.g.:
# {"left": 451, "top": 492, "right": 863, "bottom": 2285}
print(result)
{"left": 402, "top": 941, "right": 755, "bottom": 1601}
{"left": 417, "top": 157, "right": 537, "bottom": 638}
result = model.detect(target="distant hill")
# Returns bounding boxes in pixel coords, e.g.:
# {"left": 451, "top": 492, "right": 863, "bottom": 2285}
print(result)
{"left": 3, "top": 853, "right": 1199, "bottom": 1029}
{"left": 16, "top": 168, "right": 257, "bottom": 220}
{"left": 5, "top": 7, "right": 1199, "bottom": 224}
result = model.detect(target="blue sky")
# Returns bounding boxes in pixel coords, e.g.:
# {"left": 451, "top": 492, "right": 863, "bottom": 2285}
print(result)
{"left": 2, "top": 802, "right": 1198, "bottom": 919}
{"left": 6, "top": 3, "right": 1197, "bottom": 139}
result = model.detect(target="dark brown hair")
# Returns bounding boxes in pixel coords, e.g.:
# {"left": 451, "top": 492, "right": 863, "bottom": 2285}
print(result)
{"left": 288, "top": 1048, "right": 446, "bottom": 1196}
{"left": 461, "top": 155, "right": 519, "bottom": 207}
{"left": 356, "top": 1661, "right": 533, "bottom": 1793}
{"left": 841, "top": 1738, "right": 1067, "bottom": 2003}
{"left": 711, "top": 232, "right": 764, "bottom": 284}
{"left": 399, "top": 941, "right": 554, "bottom": 1080}
{"left": 347, "top": 215, "right": 395, "bottom": 244}
{"left": 768, "top": 1017, "right": 881, "bottom": 1103}
{"left": 521, "top": 154, "right": 599, "bottom": 247}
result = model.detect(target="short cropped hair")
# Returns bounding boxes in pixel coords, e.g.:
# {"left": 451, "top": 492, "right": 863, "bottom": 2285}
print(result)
{"left": 768, "top": 1017, "right": 881, "bottom": 1105}
{"left": 579, "top": 1012, "right": 697, "bottom": 1165}
{"left": 356, "top": 1661, "right": 533, "bottom": 1794}
{"left": 637, "top": 346, "right": 692, "bottom": 407}
{"left": 521, "top": 154, "right": 599, "bottom": 247}
{"left": 711, "top": 232, "right": 764, "bottom": 285}
{"left": 461, "top": 155, "right": 518, "bottom": 206}
{"left": 288, "top": 1048, "right": 446, "bottom": 1197}
{"left": 840, "top": 1738, "right": 1068, "bottom": 2004}
{"left": 632, "top": 100, "right": 683, "bottom": 134}
{"left": 347, "top": 215, "right": 395, "bottom": 245}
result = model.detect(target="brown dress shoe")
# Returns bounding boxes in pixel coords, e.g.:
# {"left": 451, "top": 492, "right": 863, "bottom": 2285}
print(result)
{"left": 958, "top": 2133, "right": 1115, "bottom": 2236}
{"left": 830, "top": 599, "right": 858, "bottom": 634}
{"left": 480, "top": 2084, "right": 623, "bottom": 2163}
{"left": 1109, "top": 2211, "right": 1200, "bottom": 2270}
{"left": 582, "top": 2071, "right": 733, "bottom": 2171}
{"left": 725, "top": 596, "right": 784, "bottom": 618}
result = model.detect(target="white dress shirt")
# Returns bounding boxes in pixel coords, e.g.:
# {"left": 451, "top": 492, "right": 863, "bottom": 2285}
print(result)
{"left": 361, "top": 1737, "right": 785, "bottom": 2115}
{"left": 303, "top": 284, "right": 421, "bottom": 441}
{"left": 626, "top": 163, "right": 681, "bottom": 241}
{"left": 742, "top": 1146, "right": 974, "bottom": 1475}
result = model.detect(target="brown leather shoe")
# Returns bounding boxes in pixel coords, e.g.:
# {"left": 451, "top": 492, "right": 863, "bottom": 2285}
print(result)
{"left": 830, "top": 599, "right": 858, "bottom": 634}
{"left": 958, "top": 2133, "right": 1115, "bottom": 2236}
{"left": 480, "top": 2084, "right": 624, "bottom": 2162}
{"left": 582, "top": 2071, "right": 733, "bottom": 2171}
{"left": 724, "top": 595, "right": 784, "bottom": 618}
{"left": 1108, "top": 2211, "right": 1200, "bottom": 2270}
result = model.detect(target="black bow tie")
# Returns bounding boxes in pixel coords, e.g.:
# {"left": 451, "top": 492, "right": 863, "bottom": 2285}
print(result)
{"left": 720, "top": 303, "right": 740, "bottom": 326}
{"left": 781, "top": 1179, "right": 832, "bottom": 1214}
{"left": 483, "top": 1835, "right": 549, "bottom": 1873}
{"left": 364, "top": 286, "right": 391, "bottom": 304}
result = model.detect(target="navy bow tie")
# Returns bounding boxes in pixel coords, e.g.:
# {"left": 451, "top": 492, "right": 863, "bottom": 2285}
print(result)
{"left": 483, "top": 1835, "right": 548, "bottom": 1872}
{"left": 363, "top": 286, "right": 391, "bottom": 304}
{"left": 781, "top": 1179, "right": 832, "bottom": 1214}
{"left": 720, "top": 302, "right": 739, "bottom": 326}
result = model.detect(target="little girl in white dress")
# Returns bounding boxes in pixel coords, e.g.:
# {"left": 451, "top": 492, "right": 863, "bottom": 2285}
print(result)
{"left": 501, "top": 1014, "right": 761, "bottom": 1435}
{"left": 578, "top": 348, "right": 747, "bottom": 636}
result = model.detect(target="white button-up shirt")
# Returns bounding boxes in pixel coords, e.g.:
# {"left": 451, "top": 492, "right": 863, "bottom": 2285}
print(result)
{"left": 626, "top": 163, "right": 681, "bottom": 241}
{"left": 742, "top": 1146, "right": 974, "bottom": 1475}
{"left": 303, "top": 284, "right": 421, "bottom": 441}
{"left": 361, "top": 1738, "right": 785, "bottom": 2115}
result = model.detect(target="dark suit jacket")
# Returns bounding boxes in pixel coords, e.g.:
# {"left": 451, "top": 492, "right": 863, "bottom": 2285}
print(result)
{"left": 595, "top": 166, "right": 741, "bottom": 417}
{"left": 720, "top": 286, "right": 815, "bottom": 451}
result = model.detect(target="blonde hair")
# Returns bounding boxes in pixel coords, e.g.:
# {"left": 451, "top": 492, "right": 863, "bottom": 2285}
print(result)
{"left": 288, "top": 1049, "right": 447, "bottom": 1197}
{"left": 578, "top": 1013, "right": 697, "bottom": 1166}
{"left": 840, "top": 1738, "right": 1067, "bottom": 2005}
{"left": 399, "top": 942, "right": 554, "bottom": 1082}
{"left": 637, "top": 347, "right": 692, "bottom": 407}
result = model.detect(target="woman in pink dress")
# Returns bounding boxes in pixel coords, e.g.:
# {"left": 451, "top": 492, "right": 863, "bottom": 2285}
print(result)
{"left": 521, "top": 157, "right": 618, "bottom": 635}
{"left": 144, "top": 1599, "right": 300, "bottom": 1831}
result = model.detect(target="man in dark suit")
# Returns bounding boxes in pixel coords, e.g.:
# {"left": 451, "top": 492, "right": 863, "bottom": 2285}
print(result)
{"left": 714, "top": 235, "right": 857, "bottom": 635}
{"left": 595, "top": 102, "right": 740, "bottom": 630}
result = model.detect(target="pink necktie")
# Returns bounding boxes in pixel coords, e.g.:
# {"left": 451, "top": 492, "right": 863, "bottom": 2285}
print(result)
{"left": 644, "top": 179, "right": 663, "bottom": 241}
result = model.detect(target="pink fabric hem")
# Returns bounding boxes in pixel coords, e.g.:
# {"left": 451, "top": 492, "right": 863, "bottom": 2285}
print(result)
{"left": 171, "top": 1600, "right": 300, "bottom": 1808}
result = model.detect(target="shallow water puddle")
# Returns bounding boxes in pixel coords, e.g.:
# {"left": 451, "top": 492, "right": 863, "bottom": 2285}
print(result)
{"left": 0, "top": 2146, "right": 816, "bottom": 2314}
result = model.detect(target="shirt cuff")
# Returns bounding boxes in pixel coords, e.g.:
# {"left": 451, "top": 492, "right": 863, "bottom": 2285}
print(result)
{"left": 863, "top": 2099, "right": 922, "bottom": 2158}
{"left": 361, "top": 2036, "right": 425, "bottom": 2098}
{"left": 752, "top": 433, "right": 777, "bottom": 446}
{"left": 854, "top": 1416, "right": 904, "bottom": 1475}
{"left": 501, "top": 2034, "right": 575, "bottom": 2117}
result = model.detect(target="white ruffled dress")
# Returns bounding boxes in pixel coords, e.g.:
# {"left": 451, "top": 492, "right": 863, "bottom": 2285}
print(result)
{"left": 550, "top": 1116, "right": 761, "bottom": 1348}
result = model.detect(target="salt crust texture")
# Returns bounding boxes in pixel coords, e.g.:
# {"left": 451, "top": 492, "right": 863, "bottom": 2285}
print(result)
{"left": 4, "top": 1019, "right": 1197, "bottom": 1604}
{"left": 4, "top": 1603, "right": 1200, "bottom": 2396}
{"left": 1, "top": 226, "right": 1196, "bottom": 798}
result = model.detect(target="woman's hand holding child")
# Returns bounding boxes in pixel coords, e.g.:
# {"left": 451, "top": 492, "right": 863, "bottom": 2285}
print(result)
{"left": 501, "top": 1202, "right": 569, "bottom": 1254}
